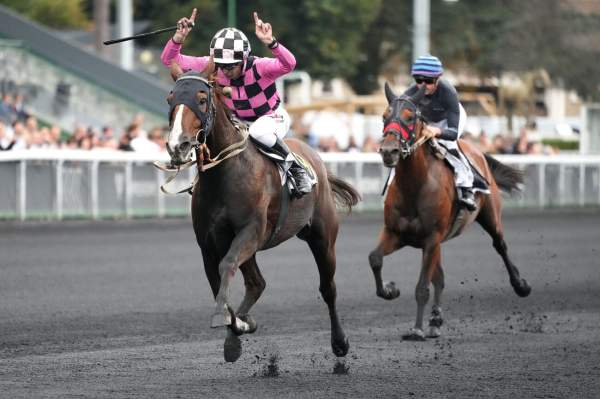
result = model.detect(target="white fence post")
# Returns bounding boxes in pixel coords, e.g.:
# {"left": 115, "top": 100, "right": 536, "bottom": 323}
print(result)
{"left": 56, "top": 160, "right": 63, "bottom": 220}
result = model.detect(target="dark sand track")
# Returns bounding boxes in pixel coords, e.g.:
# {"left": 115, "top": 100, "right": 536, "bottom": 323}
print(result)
{"left": 1, "top": 211, "right": 599, "bottom": 398}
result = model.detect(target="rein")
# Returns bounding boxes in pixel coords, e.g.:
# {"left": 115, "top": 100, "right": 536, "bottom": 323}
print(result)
{"left": 154, "top": 74, "right": 250, "bottom": 194}
{"left": 382, "top": 120, "right": 431, "bottom": 159}
{"left": 154, "top": 127, "right": 248, "bottom": 194}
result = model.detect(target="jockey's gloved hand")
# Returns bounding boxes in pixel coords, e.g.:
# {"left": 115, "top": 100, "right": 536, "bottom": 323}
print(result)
{"left": 423, "top": 126, "right": 441, "bottom": 140}
{"left": 173, "top": 8, "right": 197, "bottom": 44}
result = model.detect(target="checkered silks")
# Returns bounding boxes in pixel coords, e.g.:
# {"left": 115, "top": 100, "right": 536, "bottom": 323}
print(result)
{"left": 225, "top": 57, "right": 280, "bottom": 122}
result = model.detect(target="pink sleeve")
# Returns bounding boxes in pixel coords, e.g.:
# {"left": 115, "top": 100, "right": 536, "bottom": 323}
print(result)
{"left": 255, "top": 43, "right": 297, "bottom": 80}
{"left": 160, "top": 39, "right": 210, "bottom": 72}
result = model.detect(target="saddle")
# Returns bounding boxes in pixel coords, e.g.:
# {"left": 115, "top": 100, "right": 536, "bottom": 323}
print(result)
{"left": 428, "top": 139, "right": 490, "bottom": 193}
{"left": 249, "top": 136, "right": 317, "bottom": 193}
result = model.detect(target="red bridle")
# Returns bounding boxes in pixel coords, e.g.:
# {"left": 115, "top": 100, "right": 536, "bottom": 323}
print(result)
{"left": 383, "top": 121, "right": 412, "bottom": 140}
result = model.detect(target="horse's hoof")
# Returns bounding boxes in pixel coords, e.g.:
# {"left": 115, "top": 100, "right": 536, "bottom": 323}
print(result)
{"left": 427, "top": 326, "right": 441, "bottom": 338}
{"left": 402, "top": 328, "right": 426, "bottom": 341}
{"left": 377, "top": 281, "right": 400, "bottom": 300}
{"left": 211, "top": 310, "right": 232, "bottom": 328}
{"left": 239, "top": 314, "right": 258, "bottom": 334}
{"left": 224, "top": 332, "right": 242, "bottom": 362}
{"left": 512, "top": 278, "right": 532, "bottom": 297}
{"left": 332, "top": 336, "right": 349, "bottom": 357}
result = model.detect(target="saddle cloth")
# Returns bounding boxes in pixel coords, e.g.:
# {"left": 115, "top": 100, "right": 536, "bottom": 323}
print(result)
{"left": 256, "top": 146, "right": 318, "bottom": 189}
{"left": 384, "top": 140, "right": 489, "bottom": 194}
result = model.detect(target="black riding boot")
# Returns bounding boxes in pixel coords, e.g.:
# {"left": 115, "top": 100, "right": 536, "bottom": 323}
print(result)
{"left": 459, "top": 187, "right": 477, "bottom": 211}
{"left": 270, "top": 138, "right": 312, "bottom": 198}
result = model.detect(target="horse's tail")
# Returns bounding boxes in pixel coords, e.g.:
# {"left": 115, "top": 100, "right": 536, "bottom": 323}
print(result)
{"left": 484, "top": 153, "right": 524, "bottom": 196}
{"left": 327, "top": 170, "right": 361, "bottom": 212}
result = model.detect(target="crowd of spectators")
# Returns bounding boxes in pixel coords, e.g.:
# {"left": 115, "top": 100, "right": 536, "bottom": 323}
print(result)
{"left": 0, "top": 92, "right": 167, "bottom": 153}
{"left": 1, "top": 92, "right": 560, "bottom": 156}
{"left": 291, "top": 117, "right": 560, "bottom": 155}
{"left": 461, "top": 124, "right": 560, "bottom": 156}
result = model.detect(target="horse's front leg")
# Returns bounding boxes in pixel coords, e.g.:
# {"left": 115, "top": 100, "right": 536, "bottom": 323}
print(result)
{"left": 211, "top": 225, "right": 261, "bottom": 328}
{"left": 368, "top": 227, "right": 404, "bottom": 300}
{"left": 403, "top": 238, "right": 441, "bottom": 341}
{"left": 427, "top": 265, "right": 444, "bottom": 338}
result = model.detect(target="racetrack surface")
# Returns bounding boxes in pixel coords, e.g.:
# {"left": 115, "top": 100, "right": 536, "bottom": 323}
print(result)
{"left": 1, "top": 211, "right": 599, "bottom": 398}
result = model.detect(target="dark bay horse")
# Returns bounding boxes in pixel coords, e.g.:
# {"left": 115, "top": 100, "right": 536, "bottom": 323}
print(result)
{"left": 370, "top": 83, "right": 531, "bottom": 341}
{"left": 165, "top": 65, "right": 360, "bottom": 362}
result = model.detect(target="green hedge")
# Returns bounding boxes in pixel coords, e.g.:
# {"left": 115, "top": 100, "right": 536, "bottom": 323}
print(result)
{"left": 541, "top": 139, "right": 579, "bottom": 151}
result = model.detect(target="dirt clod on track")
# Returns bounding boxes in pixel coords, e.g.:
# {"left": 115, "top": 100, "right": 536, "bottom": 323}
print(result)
{"left": 1, "top": 211, "right": 599, "bottom": 398}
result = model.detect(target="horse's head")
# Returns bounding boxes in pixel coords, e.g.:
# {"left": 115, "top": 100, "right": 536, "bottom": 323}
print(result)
{"left": 166, "top": 63, "right": 216, "bottom": 166}
{"left": 379, "top": 82, "right": 426, "bottom": 167}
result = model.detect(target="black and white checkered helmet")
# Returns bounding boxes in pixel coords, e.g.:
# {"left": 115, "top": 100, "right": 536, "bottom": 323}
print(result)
{"left": 209, "top": 27, "right": 251, "bottom": 64}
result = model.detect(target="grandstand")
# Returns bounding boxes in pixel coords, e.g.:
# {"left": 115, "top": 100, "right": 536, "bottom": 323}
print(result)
{"left": 0, "top": 4, "right": 168, "bottom": 133}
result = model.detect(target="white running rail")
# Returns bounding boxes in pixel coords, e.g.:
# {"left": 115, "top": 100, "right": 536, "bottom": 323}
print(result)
{"left": 1, "top": 150, "right": 599, "bottom": 220}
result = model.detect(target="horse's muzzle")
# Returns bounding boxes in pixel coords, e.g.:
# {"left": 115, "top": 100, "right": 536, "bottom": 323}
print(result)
{"left": 379, "top": 147, "right": 399, "bottom": 168}
{"left": 167, "top": 141, "right": 193, "bottom": 166}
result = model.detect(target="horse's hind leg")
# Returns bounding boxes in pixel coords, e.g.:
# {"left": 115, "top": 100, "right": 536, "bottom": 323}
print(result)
{"left": 476, "top": 196, "right": 531, "bottom": 297}
{"left": 237, "top": 255, "right": 266, "bottom": 333}
{"left": 427, "top": 264, "right": 444, "bottom": 338}
{"left": 221, "top": 255, "right": 266, "bottom": 363}
{"left": 368, "top": 227, "right": 404, "bottom": 300}
{"left": 303, "top": 218, "right": 349, "bottom": 357}
{"left": 211, "top": 225, "right": 261, "bottom": 328}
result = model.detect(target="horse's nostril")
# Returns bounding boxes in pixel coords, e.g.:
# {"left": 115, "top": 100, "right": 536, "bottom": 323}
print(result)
{"left": 179, "top": 142, "right": 190, "bottom": 153}
{"left": 391, "top": 149, "right": 400, "bottom": 154}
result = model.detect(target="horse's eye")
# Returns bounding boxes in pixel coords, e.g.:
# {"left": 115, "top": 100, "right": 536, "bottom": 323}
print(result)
{"left": 198, "top": 98, "right": 207, "bottom": 105}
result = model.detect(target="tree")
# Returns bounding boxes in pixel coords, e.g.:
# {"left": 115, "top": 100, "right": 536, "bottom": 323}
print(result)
{"left": 348, "top": 0, "right": 412, "bottom": 94}
{"left": 0, "top": 0, "right": 90, "bottom": 29}
{"left": 428, "top": 0, "right": 600, "bottom": 101}
{"left": 138, "top": 0, "right": 381, "bottom": 84}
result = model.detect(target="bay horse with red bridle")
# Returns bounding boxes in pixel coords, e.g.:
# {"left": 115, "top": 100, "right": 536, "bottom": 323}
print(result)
{"left": 369, "top": 83, "right": 531, "bottom": 340}
{"left": 164, "top": 64, "right": 360, "bottom": 362}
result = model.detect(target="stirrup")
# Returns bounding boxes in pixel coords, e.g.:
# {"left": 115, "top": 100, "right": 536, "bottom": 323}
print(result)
{"left": 289, "top": 168, "right": 312, "bottom": 198}
{"left": 459, "top": 188, "right": 477, "bottom": 211}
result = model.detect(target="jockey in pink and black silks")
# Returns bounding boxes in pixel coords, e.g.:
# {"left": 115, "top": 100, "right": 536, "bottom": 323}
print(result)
{"left": 161, "top": 9, "right": 312, "bottom": 197}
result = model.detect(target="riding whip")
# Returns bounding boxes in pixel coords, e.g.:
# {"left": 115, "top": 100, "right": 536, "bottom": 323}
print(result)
{"left": 103, "top": 22, "right": 193, "bottom": 45}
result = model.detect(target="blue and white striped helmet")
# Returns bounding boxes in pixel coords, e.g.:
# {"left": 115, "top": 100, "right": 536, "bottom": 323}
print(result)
{"left": 411, "top": 55, "right": 444, "bottom": 77}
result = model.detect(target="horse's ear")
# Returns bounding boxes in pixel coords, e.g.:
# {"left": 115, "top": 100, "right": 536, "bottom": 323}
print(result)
{"left": 411, "top": 84, "right": 427, "bottom": 104}
{"left": 170, "top": 61, "right": 184, "bottom": 81}
{"left": 384, "top": 82, "right": 396, "bottom": 104}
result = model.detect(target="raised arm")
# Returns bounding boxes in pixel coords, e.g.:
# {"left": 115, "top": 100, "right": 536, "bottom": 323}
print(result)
{"left": 160, "top": 8, "right": 210, "bottom": 72}
{"left": 252, "top": 11, "right": 296, "bottom": 79}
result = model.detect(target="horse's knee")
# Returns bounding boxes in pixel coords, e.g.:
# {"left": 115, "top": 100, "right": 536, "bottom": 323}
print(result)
{"left": 319, "top": 282, "right": 337, "bottom": 303}
{"left": 219, "top": 258, "right": 237, "bottom": 278}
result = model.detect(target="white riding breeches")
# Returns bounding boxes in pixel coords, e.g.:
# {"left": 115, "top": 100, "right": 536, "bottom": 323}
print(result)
{"left": 430, "top": 103, "right": 474, "bottom": 188}
{"left": 248, "top": 107, "right": 291, "bottom": 148}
